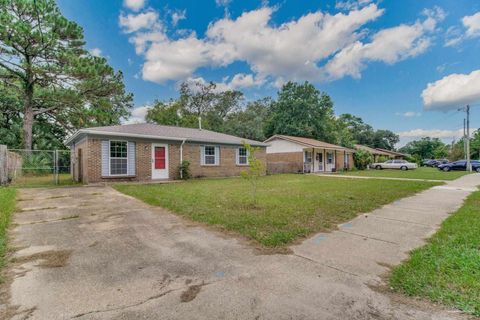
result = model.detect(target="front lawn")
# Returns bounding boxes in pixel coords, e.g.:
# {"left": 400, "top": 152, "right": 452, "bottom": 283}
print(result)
{"left": 115, "top": 174, "right": 439, "bottom": 247}
{"left": 390, "top": 190, "right": 480, "bottom": 316}
{"left": 341, "top": 167, "right": 469, "bottom": 181}
{"left": 0, "top": 188, "right": 16, "bottom": 281}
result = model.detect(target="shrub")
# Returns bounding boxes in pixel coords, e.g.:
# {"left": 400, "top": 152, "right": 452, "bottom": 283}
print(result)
{"left": 353, "top": 149, "right": 373, "bottom": 170}
{"left": 178, "top": 160, "right": 191, "bottom": 180}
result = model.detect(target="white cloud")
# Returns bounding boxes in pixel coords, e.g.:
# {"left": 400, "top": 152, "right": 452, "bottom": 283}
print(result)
{"left": 89, "top": 48, "right": 102, "bottom": 57}
{"left": 119, "top": 11, "right": 161, "bottom": 33}
{"left": 125, "top": 106, "right": 150, "bottom": 124}
{"left": 324, "top": 7, "right": 444, "bottom": 80}
{"left": 463, "top": 11, "right": 480, "bottom": 38}
{"left": 122, "top": 4, "right": 444, "bottom": 86}
{"left": 399, "top": 128, "right": 464, "bottom": 139}
{"left": 171, "top": 9, "right": 186, "bottom": 26}
{"left": 444, "top": 11, "right": 480, "bottom": 46}
{"left": 182, "top": 74, "right": 265, "bottom": 93}
{"left": 422, "top": 69, "right": 480, "bottom": 111}
{"left": 395, "top": 111, "right": 421, "bottom": 117}
{"left": 215, "top": 0, "right": 231, "bottom": 7}
{"left": 123, "top": 0, "right": 146, "bottom": 11}
{"left": 335, "top": 0, "right": 373, "bottom": 11}
{"left": 396, "top": 128, "right": 476, "bottom": 147}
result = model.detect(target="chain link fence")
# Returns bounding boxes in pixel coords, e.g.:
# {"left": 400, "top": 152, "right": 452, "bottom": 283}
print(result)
{"left": 0, "top": 147, "right": 74, "bottom": 187}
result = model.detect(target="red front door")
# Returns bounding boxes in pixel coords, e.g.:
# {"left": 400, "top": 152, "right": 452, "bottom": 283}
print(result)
{"left": 154, "top": 147, "right": 166, "bottom": 169}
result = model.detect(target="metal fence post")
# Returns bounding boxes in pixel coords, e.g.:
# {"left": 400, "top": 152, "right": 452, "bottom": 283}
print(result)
{"left": 55, "top": 150, "right": 59, "bottom": 185}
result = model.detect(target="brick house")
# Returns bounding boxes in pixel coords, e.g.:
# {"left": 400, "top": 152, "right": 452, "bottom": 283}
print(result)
{"left": 264, "top": 135, "right": 355, "bottom": 174}
{"left": 65, "top": 123, "right": 267, "bottom": 184}
{"left": 354, "top": 144, "right": 407, "bottom": 161}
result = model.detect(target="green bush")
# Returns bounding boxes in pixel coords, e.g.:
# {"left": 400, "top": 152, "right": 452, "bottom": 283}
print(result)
{"left": 353, "top": 149, "right": 373, "bottom": 170}
{"left": 178, "top": 160, "right": 191, "bottom": 180}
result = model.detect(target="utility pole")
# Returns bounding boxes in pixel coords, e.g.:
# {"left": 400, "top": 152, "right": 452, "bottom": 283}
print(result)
{"left": 463, "top": 118, "right": 467, "bottom": 158}
{"left": 466, "top": 105, "right": 471, "bottom": 172}
{"left": 459, "top": 105, "right": 472, "bottom": 172}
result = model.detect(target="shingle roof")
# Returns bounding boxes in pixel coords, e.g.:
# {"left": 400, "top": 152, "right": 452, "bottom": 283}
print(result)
{"left": 354, "top": 144, "right": 392, "bottom": 156}
{"left": 265, "top": 135, "right": 355, "bottom": 152}
{"left": 65, "top": 123, "right": 268, "bottom": 146}
{"left": 375, "top": 148, "right": 407, "bottom": 157}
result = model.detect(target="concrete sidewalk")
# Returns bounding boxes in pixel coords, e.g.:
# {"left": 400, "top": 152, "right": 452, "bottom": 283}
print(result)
{"left": 3, "top": 174, "right": 480, "bottom": 320}
{"left": 294, "top": 173, "right": 480, "bottom": 280}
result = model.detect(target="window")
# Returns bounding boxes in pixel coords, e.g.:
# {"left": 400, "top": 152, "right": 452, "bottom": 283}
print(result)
{"left": 385, "top": 160, "right": 393, "bottom": 164}
{"left": 237, "top": 147, "right": 249, "bottom": 165}
{"left": 344, "top": 153, "right": 349, "bottom": 166}
{"left": 203, "top": 146, "right": 217, "bottom": 165}
{"left": 304, "top": 151, "right": 312, "bottom": 163}
{"left": 327, "top": 152, "right": 334, "bottom": 164}
{"left": 110, "top": 141, "right": 128, "bottom": 175}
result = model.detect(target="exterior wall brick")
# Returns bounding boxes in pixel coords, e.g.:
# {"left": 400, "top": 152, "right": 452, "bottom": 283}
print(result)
{"left": 266, "top": 152, "right": 304, "bottom": 174}
{"left": 72, "top": 137, "right": 266, "bottom": 183}
{"left": 182, "top": 143, "right": 267, "bottom": 178}
{"left": 335, "top": 151, "right": 354, "bottom": 171}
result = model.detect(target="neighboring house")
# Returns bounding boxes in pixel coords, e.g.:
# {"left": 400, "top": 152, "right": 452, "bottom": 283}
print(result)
{"left": 264, "top": 135, "right": 355, "bottom": 174}
{"left": 354, "top": 144, "right": 393, "bottom": 162}
{"left": 65, "top": 123, "right": 267, "bottom": 183}
{"left": 375, "top": 148, "right": 407, "bottom": 160}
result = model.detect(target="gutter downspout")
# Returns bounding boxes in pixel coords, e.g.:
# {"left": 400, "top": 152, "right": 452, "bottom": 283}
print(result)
{"left": 179, "top": 139, "right": 186, "bottom": 179}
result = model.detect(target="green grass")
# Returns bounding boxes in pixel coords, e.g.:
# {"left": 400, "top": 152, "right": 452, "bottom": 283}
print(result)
{"left": 341, "top": 167, "right": 470, "bottom": 181}
{"left": 115, "top": 174, "right": 439, "bottom": 247}
{"left": 0, "top": 187, "right": 16, "bottom": 281}
{"left": 390, "top": 190, "right": 480, "bottom": 316}
{"left": 11, "top": 173, "right": 78, "bottom": 188}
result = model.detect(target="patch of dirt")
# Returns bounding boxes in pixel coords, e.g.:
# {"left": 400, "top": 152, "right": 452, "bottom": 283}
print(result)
{"left": 180, "top": 284, "right": 202, "bottom": 303}
{"left": 18, "top": 206, "right": 58, "bottom": 212}
{"left": 12, "top": 250, "right": 72, "bottom": 268}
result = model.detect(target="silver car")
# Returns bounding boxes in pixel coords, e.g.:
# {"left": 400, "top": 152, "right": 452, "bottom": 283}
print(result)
{"left": 371, "top": 159, "right": 417, "bottom": 170}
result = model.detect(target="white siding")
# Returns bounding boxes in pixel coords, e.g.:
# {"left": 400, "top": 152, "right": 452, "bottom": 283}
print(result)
{"left": 266, "top": 138, "right": 305, "bottom": 154}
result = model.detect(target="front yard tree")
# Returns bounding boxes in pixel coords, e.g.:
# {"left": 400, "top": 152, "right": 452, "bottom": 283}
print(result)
{"left": 240, "top": 143, "right": 264, "bottom": 205}
{"left": 0, "top": 0, "right": 132, "bottom": 150}
{"left": 265, "top": 81, "right": 337, "bottom": 143}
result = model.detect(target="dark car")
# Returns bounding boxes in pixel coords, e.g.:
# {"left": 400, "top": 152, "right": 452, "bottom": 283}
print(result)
{"left": 438, "top": 160, "right": 480, "bottom": 172}
{"left": 423, "top": 159, "right": 437, "bottom": 167}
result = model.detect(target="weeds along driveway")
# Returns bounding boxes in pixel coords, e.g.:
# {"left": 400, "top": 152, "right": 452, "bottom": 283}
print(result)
{"left": 3, "top": 175, "right": 479, "bottom": 320}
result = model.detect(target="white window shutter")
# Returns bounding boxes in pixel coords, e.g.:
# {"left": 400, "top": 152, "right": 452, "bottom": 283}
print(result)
{"left": 235, "top": 148, "right": 239, "bottom": 165}
{"left": 101, "top": 140, "right": 109, "bottom": 176}
{"left": 200, "top": 146, "right": 205, "bottom": 165}
{"left": 215, "top": 146, "right": 220, "bottom": 165}
{"left": 127, "top": 142, "right": 136, "bottom": 175}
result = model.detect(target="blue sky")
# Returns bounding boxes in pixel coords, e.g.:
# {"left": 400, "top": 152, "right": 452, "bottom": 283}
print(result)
{"left": 56, "top": 0, "right": 480, "bottom": 145}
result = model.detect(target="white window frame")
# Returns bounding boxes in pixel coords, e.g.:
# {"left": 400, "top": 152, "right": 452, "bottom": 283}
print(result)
{"left": 109, "top": 140, "right": 129, "bottom": 176}
{"left": 237, "top": 147, "right": 249, "bottom": 166}
{"left": 344, "top": 153, "right": 349, "bottom": 166}
{"left": 202, "top": 145, "right": 218, "bottom": 166}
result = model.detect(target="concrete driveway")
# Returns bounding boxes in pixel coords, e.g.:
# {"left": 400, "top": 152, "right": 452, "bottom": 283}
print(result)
{"left": 3, "top": 174, "right": 480, "bottom": 319}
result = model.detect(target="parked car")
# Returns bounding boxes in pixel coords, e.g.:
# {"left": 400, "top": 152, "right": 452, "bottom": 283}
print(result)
{"left": 423, "top": 159, "right": 437, "bottom": 167}
{"left": 371, "top": 159, "right": 417, "bottom": 170}
{"left": 423, "top": 159, "right": 449, "bottom": 167}
{"left": 437, "top": 160, "right": 480, "bottom": 172}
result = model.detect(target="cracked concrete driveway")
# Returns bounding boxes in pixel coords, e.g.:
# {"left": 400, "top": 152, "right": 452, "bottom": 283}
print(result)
{"left": 3, "top": 174, "right": 480, "bottom": 320}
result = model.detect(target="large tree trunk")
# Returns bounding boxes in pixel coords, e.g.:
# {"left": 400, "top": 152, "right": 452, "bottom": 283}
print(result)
{"left": 23, "top": 82, "right": 34, "bottom": 150}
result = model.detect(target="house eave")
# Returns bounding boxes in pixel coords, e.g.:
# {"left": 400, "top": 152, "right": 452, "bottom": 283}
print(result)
{"left": 65, "top": 129, "right": 269, "bottom": 147}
